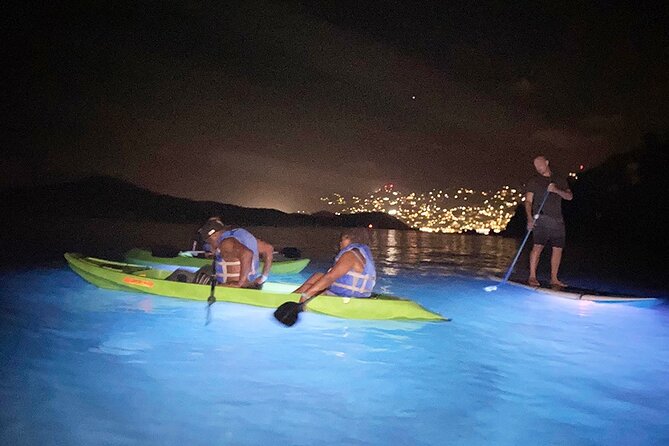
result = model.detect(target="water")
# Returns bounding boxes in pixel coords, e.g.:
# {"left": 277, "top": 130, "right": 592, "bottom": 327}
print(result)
{"left": 1, "top": 229, "right": 668, "bottom": 445}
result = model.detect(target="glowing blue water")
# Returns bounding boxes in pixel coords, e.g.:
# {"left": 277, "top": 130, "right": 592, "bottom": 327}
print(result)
{"left": 1, "top": 233, "right": 668, "bottom": 445}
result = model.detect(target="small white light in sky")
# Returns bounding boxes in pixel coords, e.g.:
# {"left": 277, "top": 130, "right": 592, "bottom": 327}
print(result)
{"left": 411, "top": 95, "right": 416, "bottom": 100}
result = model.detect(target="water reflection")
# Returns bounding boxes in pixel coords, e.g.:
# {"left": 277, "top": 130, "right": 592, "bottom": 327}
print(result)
{"left": 382, "top": 231, "right": 401, "bottom": 276}
{"left": 577, "top": 300, "right": 594, "bottom": 318}
{"left": 370, "top": 229, "right": 519, "bottom": 278}
{"left": 248, "top": 226, "right": 519, "bottom": 279}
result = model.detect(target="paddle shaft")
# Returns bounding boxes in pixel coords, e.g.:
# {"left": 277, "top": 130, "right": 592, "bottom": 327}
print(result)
{"left": 500, "top": 186, "right": 551, "bottom": 284}
{"left": 301, "top": 293, "right": 320, "bottom": 305}
{"left": 205, "top": 258, "right": 217, "bottom": 325}
{"left": 208, "top": 258, "right": 217, "bottom": 305}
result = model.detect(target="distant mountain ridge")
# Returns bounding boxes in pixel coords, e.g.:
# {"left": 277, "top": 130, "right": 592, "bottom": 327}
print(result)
{"left": 2, "top": 176, "right": 410, "bottom": 230}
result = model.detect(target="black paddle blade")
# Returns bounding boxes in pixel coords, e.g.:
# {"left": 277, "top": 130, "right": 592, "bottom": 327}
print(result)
{"left": 273, "top": 301, "right": 303, "bottom": 327}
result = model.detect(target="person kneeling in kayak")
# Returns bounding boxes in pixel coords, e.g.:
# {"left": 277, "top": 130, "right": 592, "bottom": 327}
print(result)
{"left": 294, "top": 228, "right": 376, "bottom": 301}
{"left": 197, "top": 217, "right": 273, "bottom": 289}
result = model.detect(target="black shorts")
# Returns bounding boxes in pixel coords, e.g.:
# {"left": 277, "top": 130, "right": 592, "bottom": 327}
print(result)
{"left": 532, "top": 216, "right": 565, "bottom": 248}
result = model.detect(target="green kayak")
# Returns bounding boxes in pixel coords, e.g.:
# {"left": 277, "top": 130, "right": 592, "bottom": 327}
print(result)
{"left": 124, "top": 248, "right": 310, "bottom": 274}
{"left": 65, "top": 253, "right": 448, "bottom": 322}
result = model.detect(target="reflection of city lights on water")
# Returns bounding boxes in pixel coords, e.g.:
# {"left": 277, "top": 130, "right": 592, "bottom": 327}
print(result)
{"left": 321, "top": 185, "right": 523, "bottom": 234}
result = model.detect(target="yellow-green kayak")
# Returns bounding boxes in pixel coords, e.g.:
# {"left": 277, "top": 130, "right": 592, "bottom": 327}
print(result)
{"left": 65, "top": 253, "right": 448, "bottom": 322}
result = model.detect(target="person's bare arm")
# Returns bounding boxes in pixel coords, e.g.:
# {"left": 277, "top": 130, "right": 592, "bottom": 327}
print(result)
{"left": 525, "top": 191, "right": 535, "bottom": 230}
{"left": 234, "top": 246, "right": 253, "bottom": 288}
{"left": 300, "top": 252, "right": 358, "bottom": 300}
{"left": 255, "top": 239, "right": 273, "bottom": 284}
{"left": 547, "top": 183, "right": 573, "bottom": 200}
{"left": 203, "top": 242, "right": 214, "bottom": 258}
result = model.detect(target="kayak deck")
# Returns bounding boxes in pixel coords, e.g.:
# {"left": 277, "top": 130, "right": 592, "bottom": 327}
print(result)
{"left": 65, "top": 253, "right": 448, "bottom": 322}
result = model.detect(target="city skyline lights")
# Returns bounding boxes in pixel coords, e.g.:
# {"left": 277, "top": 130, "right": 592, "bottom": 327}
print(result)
{"left": 321, "top": 183, "right": 524, "bottom": 234}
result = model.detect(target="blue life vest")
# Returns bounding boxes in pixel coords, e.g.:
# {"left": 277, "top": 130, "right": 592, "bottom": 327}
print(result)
{"left": 214, "top": 228, "right": 260, "bottom": 283}
{"left": 328, "top": 243, "right": 376, "bottom": 298}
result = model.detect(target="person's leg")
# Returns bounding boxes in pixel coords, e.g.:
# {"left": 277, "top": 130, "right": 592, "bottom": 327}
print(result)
{"left": 549, "top": 221, "right": 567, "bottom": 287}
{"left": 528, "top": 244, "right": 544, "bottom": 286}
{"left": 551, "top": 246, "right": 565, "bottom": 286}
{"left": 294, "top": 272, "right": 324, "bottom": 293}
{"left": 550, "top": 247, "right": 567, "bottom": 286}
{"left": 529, "top": 220, "right": 550, "bottom": 286}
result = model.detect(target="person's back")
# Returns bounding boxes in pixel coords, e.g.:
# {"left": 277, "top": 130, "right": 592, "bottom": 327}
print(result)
{"left": 196, "top": 218, "right": 274, "bottom": 289}
{"left": 216, "top": 228, "right": 261, "bottom": 283}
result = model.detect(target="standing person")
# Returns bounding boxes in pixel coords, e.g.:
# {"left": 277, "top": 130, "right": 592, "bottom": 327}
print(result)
{"left": 525, "top": 156, "right": 573, "bottom": 287}
{"left": 294, "top": 228, "right": 376, "bottom": 300}
{"left": 197, "top": 217, "right": 274, "bottom": 289}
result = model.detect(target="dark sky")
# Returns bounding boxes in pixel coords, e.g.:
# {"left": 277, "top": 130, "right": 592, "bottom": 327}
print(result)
{"left": 5, "top": 1, "right": 668, "bottom": 211}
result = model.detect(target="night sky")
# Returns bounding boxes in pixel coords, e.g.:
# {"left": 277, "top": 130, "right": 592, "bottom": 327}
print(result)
{"left": 5, "top": 1, "right": 668, "bottom": 211}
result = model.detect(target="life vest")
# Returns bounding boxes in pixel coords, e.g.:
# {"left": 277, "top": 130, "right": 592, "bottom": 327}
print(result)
{"left": 214, "top": 228, "right": 260, "bottom": 283}
{"left": 328, "top": 243, "right": 376, "bottom": 297}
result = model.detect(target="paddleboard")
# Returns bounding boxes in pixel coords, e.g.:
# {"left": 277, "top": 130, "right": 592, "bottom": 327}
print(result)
{"left": 489, "top": 276, "right": 661, "bottom": 303}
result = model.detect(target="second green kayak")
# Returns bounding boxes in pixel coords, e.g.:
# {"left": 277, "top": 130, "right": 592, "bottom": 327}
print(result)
{"left": 124, "top": 248, "right": 310, "bottom": 274}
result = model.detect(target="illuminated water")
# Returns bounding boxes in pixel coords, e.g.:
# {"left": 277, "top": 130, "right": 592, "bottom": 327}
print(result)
{"left": 1, "top": 229, "right": 668, "bottom": 445}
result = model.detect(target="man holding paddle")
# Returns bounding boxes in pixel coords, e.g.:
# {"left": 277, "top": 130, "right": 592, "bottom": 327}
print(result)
{"left": 525, "top": 156, "right": 573, "bottom": 287}
{"left": 275, "top": 228, "right": 376, "bottom": 326}
{"left": 294, "top": 228, "right": 376, "bottom": 301}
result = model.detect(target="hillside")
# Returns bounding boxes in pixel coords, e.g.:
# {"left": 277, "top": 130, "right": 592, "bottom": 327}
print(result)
{"left": 1, "top": 176, "right": 410, "bottom": 230}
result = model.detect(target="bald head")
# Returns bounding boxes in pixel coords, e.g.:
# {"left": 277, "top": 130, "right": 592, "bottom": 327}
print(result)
{"left": 533, "top": 156, "right": 551, "bottom": 177}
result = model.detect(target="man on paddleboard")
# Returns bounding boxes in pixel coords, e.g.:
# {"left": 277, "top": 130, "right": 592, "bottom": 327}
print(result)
{"left": 525, "top": 156, "right": 573, "bottom": 287}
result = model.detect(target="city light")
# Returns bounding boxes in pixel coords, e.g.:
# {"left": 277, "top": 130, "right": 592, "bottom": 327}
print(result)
{"left": 321, "top": 185, "right": 523, "bottom": 234}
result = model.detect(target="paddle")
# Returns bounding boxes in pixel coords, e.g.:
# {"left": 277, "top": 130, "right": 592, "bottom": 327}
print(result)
{"left": 484, "top": 185, "right": 551, "bottom": 292}
{"left": 274, "top": 294, "right": 318, "bottom": 327}
{"left": 205, "top": 258, "right": 216, "bottom": 325}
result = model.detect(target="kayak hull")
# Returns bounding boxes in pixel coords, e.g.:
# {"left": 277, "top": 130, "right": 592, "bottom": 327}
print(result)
{"left": 65, "top": 253, "right": 448, "bottom": 322}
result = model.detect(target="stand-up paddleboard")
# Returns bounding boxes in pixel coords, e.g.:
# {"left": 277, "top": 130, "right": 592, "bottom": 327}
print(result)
{"left": 487, "top": 275, "right": 661, "bottom": 303}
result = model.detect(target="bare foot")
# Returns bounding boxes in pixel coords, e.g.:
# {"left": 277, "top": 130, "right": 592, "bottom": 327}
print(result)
{"left": 528, "top": 277, "right": 540, "bottom": 287}
{"left": 550, "top": 279, "right": 567, "bottom": 288}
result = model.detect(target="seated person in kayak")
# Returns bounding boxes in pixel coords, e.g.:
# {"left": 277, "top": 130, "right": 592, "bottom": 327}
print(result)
{"left": 294, "top": 228, "right": 376, "bottom": 301}
{"left": 197, "top": 218, "right": 274, "bottom": 289}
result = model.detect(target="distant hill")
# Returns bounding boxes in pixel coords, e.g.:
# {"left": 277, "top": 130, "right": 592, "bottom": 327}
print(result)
{"left": 1, "top": 176, "right": 410, "bottom": 230}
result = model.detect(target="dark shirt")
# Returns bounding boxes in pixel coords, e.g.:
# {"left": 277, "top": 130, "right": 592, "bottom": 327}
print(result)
{"left": 526, "top": 174, "right": 569, "bottom": 219}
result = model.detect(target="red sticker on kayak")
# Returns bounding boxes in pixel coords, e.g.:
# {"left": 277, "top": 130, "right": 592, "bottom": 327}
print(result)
{"left": 123, "top": 276, "right": 155, "bottom": 288}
